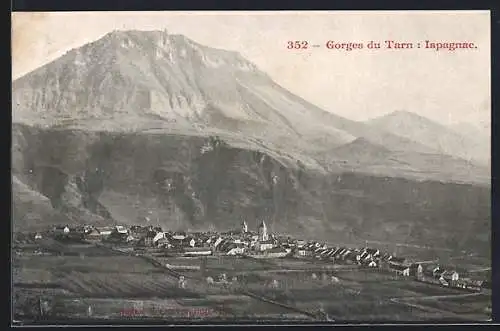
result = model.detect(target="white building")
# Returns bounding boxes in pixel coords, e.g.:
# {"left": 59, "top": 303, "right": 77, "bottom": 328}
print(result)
{"left": 115, "top": 225, "right": 128, "bottom": 234}
{"left": 153, "top": 232, "right": 166, "bottom": 244}
{"left": 172, "top": 234, "right": 186, "bottom": 240}
{"left": 227, "top": 246, "right": 246, "bottom": 255}
{"left": 256, "top": 240, "right": 274, "bottom": 252}
{"left": 213, "top": 237, "right": 223, "bottom": 249}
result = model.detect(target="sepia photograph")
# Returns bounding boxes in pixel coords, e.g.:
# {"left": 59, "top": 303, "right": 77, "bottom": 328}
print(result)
{"left": 11, "top": 10, "right": 491, "bottom": 324}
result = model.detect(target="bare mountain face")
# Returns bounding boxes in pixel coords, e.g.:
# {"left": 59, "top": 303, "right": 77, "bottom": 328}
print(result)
{"left": 13, "top": 30, "right": 488, "bottom": 178}
{"left": 11, "top": 30, "right": 490, "bottom": 255}
{"left": 367, "top": 111, "right": 490, "bottom": 166}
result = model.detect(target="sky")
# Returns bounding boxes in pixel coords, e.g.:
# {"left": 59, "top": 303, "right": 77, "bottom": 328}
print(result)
{"left": 11, "top": 11, "right": 491, "bottom": 129}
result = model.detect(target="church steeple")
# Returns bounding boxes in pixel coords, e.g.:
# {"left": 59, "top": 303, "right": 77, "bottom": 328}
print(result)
{"left": 258, "top": 221, "right": 268, "bottom": 241}
{"left": 241, "top": 220, "right": 248, "bottom": 233}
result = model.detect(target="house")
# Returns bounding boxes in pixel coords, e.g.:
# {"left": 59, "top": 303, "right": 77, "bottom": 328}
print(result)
{"left": 263, "top": 247, "right": 288, "bottom": 258}
{"left": 96, "top": 227, "right": 113, "bottom": 236}
{"left": 84, "top": 229, "right": 101, "bottom": 241}
{"left": 313, "top": 247, "right": 324, "bottom": 254}
{"left": 172, "top": 234, "right": 186, "bottom": 241}
{"left": 340, "top": 249, "right": 351, "bottom": 259}
{"left": 365, "top": 248, "right": 380, "bottom": 257}
{"left": 409, "top": 263, "right": 423, "bottom": 277}
{"left": 316, "top": 248, "right": 328, "bottom": 256}
{"left": 427, "top": 265, "right": 443, "bottom": 278}
{"left": 441, "top": 270, "right": 459, "bottom": 282}
{"left": 213, "top": 237, "right": 224, "bottom": 249}
{"left": 464, "top": 279, "right": 484, "bottom": 291}
{"left": 363, "top": 255, "right": 374, "bottom": 264}
{"left": 454, "top": 279, "right": 468, "bottom": 289}
{"left": 296, "top": 249, "right": 311, "bottom": 257}
{"left": 217, "top": 240, "right": 233, "bottom": 253}
{"left": 381, "top": 253, "right": 393, "bottom": 262}
{"left": 389, "top": 263, "right": 410, "bottom": 276}
{"left": 54, "top": 225, "right": 70, "bottom": 235}
{"left": 368, "top": 261, "right": 378, "bottom": 268}
{"left": 439, "top": 276, "right": 449, "bottom": 287}
{"left": 326, "top": 249, "right": 337, "bottom": 258}
{"left": 189, "top": 238, "right": 196, "bottom": 247}
{"left": 34, "top": 233, "right": 43, "bottom": 240}
{"left": 152, "top": 232, "right": 166, "bottom": 244}
{"left": 256, "top": 240, "right": 274, "bottom": 252}
{"left": 115, "top": 225, "right": 128, "bottom": 235}
{"left": 357, "top": 251, "right": 370, "bottom": 262}
{"left": 297, "top": 240, "right": 306, "bottom": 248}
{"left": 227, "top": 244, "right": 246, "bottom": 256}
{"left": 334, "top": 247, "right": 346, "bottom": 259}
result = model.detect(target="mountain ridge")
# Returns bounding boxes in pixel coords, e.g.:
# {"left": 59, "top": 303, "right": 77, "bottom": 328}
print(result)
{"left": 367, "top": 110, "right": 489, "bottom": 166}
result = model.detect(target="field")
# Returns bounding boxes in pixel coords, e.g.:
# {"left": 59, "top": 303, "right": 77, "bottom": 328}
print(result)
{"left": 234, "top": 267, "right": 491, "bottom": 322}
{"left": 12, "top": 240, "right": 491, "bottom": 323}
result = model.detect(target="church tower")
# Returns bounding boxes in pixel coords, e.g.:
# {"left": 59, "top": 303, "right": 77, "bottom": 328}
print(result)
{"left": 258, "top": 221, "right": 268, "bottom": 241}
{"left": 241, "top": 220, "right": 248, "bottom": 233}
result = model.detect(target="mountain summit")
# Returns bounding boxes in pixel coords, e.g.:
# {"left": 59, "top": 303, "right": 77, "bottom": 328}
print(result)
{"left": 367, "top": 111, "right": 489, "bottom": 165}
{"left": 13, "top": 30, "right": 265, "bottom": 123}
{"left": 14, "top": 30, "right": 367, "bottom": 157}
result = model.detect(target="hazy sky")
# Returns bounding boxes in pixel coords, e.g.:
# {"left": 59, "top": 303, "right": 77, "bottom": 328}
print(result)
{"left": 12, "top": 11, "right": 490, "bottom": 128}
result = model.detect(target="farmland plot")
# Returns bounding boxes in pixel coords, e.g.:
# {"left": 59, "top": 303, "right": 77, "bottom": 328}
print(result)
{"left": 406, "top": 293, "right": 491, "bottom": 315}
{"left": 59, "top": 271, "right": 201, "bottom": 298}
{"left": 13, "top": 267, "right": 57, "bottom": 285}
{"left": 15, "top": 255, "right": 162, "bottom": 274}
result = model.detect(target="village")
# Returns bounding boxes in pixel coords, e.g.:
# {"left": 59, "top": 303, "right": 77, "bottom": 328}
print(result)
{"left": 16, "top": 218, "right": 489, "bottom": 295}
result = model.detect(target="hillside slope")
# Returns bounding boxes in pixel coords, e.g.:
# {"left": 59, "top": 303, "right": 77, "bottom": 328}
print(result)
{"left": 12, "top": 124, "right": 491, "bottom": 256}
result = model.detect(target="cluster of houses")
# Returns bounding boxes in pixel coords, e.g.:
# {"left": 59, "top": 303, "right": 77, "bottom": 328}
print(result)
{"left": 295, "top": 240, "right": 486, "bottom": 292}
{"left": 30, "top": 220, "right": 487, "bottom": 292}
{"left": 44, "top": 220, "right": 289, "bottom": 258}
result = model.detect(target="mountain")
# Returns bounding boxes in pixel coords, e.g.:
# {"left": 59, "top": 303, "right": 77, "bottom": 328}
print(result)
{"left": 12, "top": 30, "right": 350, "bottom": 155}
{"left": 12, "top": 30, "right": 489, "bottom": 182}
{"left": 367, "top": 110, "right": 490, "bottom": 166}
{"left": 10, "top": 30, "right": 491, "bottom": 256}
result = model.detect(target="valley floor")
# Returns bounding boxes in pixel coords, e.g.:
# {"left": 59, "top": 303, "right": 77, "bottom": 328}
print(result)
{"left": 12, "top": 240, "right": 491, "bottom": 324}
